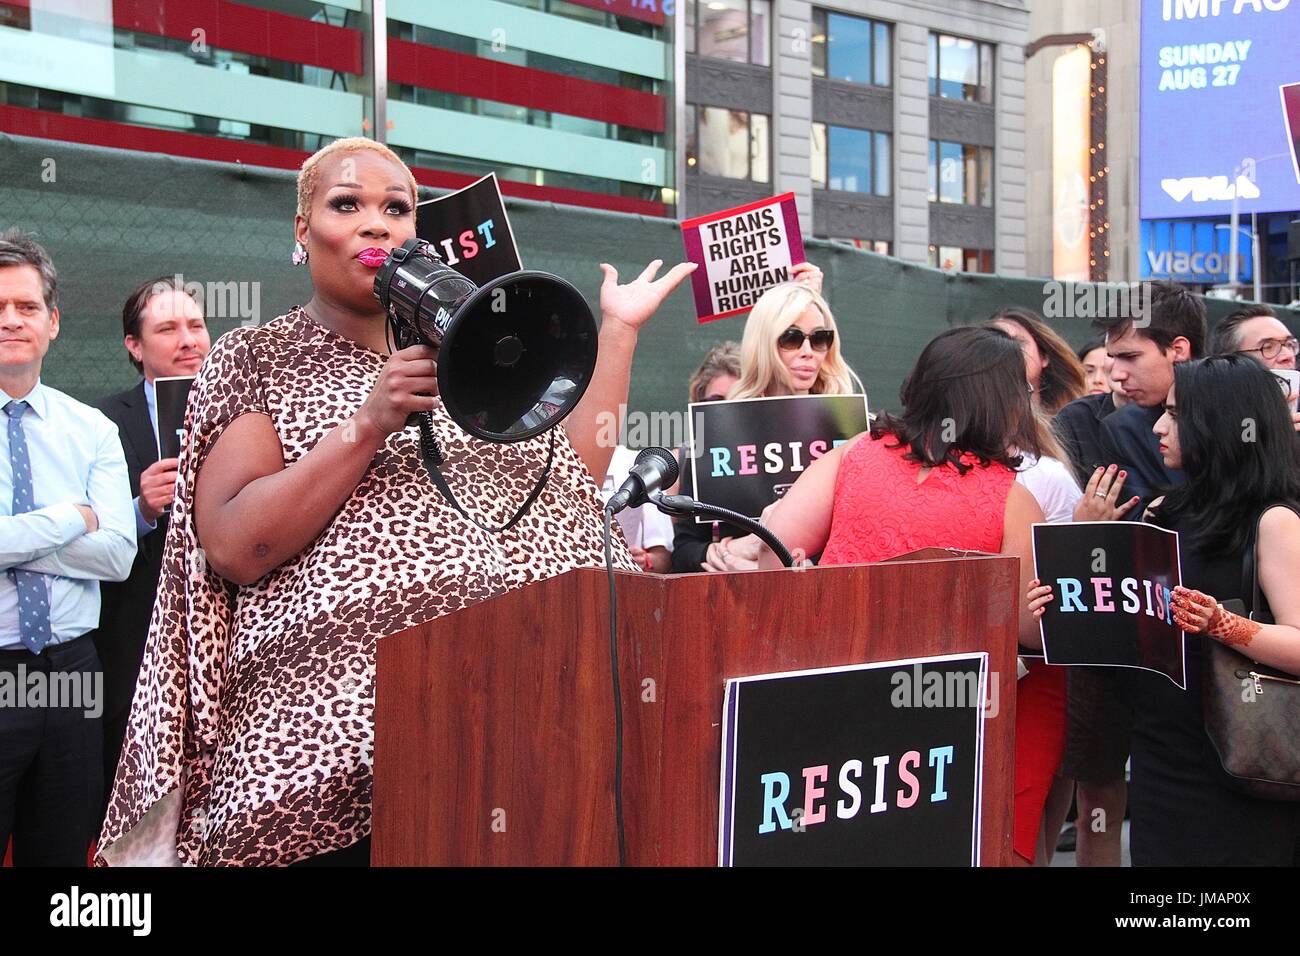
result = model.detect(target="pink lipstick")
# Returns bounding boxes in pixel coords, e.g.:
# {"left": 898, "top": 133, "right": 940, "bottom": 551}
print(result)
{"left": 356, "top": 247, "right": 390, "bottom": 268}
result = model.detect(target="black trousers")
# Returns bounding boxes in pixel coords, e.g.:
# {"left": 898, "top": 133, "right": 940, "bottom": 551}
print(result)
{"left": 0, "top": 634, "right": 103, "bottom": 866}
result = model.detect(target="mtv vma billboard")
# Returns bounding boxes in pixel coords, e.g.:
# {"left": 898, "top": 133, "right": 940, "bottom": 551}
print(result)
{"left": 1139, "top": 0, "right": 1300, "bottom": 220}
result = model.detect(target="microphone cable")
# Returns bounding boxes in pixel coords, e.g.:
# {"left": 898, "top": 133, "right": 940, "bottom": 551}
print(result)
{"left": 602, "top": 507, "right": 628, "bottom": 867}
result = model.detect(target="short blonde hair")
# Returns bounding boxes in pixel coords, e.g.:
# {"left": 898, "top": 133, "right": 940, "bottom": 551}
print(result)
{"left": 296, "top": 137, "right": 419, "bottom": 224}
{"left": 729, "top": 282, "right": 859, "bottom": 399}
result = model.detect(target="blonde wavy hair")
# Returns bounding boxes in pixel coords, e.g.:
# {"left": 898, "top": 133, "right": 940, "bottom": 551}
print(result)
{"left": 729, "top": 282, "right": 859, "bottom": 399}
{"left": 296, "top": 137, "right": 419, "bottom": 225}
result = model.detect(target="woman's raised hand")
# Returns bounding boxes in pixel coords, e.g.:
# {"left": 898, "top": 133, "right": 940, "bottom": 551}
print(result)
{"left": 357, "top": 344, "right": 440, "bottom": 437}
{"left": 598, "top": 259, "right": 697, "bottom": 334}
{"left": 790, "top": 261, "right": 824, "bottom": 296}
{"left": 1072, "top": 464, "right": 1140, "bottom": 522}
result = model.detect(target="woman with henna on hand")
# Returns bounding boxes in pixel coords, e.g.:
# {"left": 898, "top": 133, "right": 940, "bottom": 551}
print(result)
{"left": 1028, "top": 354, "right": 1300, "bottom": 865}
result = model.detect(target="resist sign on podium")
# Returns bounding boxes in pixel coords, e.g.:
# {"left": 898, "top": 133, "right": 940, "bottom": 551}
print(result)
{"left": 719, "top": 654, "right": 988, "bottom": 866}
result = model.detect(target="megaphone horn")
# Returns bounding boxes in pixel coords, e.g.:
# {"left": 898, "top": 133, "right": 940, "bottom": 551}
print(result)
{"left": 373, "top": 237, "right": 598, "bottom": 443}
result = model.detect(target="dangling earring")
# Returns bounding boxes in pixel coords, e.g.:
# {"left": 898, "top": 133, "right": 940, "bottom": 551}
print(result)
{"left": 292, "top": 241, "right": 309, "bottom": 266}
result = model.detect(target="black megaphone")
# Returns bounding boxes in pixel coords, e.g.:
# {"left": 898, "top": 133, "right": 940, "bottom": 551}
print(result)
{"left": 373, "top": 237, "right": 598, "bottom": 442}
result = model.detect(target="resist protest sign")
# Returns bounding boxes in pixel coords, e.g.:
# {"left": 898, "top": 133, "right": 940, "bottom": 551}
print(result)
{"left": 1032, "top": 522, "right": 1185, "bottom": 688}
{"left": 681, "top": 193, "right": 806, "bottom": 323}
{"left": 686, "top": 393, "right": 868, "bottom": 521}
{"left": 416, "top": 173, "right": 522, "bottom": 287}
{"left": 719, "top": 654, "right": 988, "bottom": 866}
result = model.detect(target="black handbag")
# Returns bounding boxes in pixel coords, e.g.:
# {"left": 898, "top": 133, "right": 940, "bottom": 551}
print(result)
{"left": 1202, "top": 503, "right": 1300, "bottom": 801}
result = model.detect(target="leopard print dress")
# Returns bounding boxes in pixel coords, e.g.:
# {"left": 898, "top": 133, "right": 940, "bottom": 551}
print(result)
{"left": 97, "top": 308, "right": 635, "bottom": 866}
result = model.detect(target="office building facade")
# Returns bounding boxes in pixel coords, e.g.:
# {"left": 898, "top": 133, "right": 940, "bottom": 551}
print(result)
{"left": 682, "top": 0, "right": 1030, "bottom": 274}
{"left": 0, "top": 0, "right": 677, "bottom": 215}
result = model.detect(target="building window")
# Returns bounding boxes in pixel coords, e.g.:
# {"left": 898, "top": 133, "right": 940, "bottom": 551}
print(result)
{"left": 928, "top": 140, "right": 993, "bottom": 206}
{"left": 749, "top": 112, "right": 770, "bottom": 183}
{"left": 811, "top": 9, "right": 891, "bottom": 87}
{"left": 829, "top": 237, "right": 892, "bottom": 255}
{"left": 929, "top": 33, "right": 994, "bottom": 103}
{"left": 690, "top": 104, "right": 771, "bottom": 183}
{"left": 397, "top": 21, "right": 661, "bottom": 93}
{"left": 812, "top": 122, "right": 891, "bottom": 196}
{"left": 688, "top": 0, "right": 771, "bottom": 67}
{"left": 929, "top": 245, "right": 995, "bottom": 273}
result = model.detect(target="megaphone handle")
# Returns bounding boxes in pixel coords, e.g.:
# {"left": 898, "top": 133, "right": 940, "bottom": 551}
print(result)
{"left": 411, "top": 410, "right": 444, "bottom": 466}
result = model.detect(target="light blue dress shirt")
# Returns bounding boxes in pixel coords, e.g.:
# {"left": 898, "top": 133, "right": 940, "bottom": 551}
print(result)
{"left": 133, "top": 378, "right": 160, "bottom": 538}
{"left": 0, "top": 381, "right": 137, "bottom": 649}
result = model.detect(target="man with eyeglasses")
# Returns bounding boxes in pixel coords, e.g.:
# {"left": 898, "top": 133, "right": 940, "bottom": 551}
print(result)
{"left": 1209, "top": 304, "right": 1297, "bottom": 371}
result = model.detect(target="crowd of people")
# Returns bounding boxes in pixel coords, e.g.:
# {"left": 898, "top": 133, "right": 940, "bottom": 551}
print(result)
{"left": 2, "top": 135, "right": 1297, "bottom": 868}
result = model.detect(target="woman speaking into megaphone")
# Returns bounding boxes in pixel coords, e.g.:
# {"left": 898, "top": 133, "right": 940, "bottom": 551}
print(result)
{"left": 97, "top": 138, "right": 695, "bottom": 868}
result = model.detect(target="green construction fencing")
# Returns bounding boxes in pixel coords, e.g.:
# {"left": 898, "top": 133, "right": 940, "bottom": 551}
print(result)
{"left": 2, "top": 133, "right": 1295, "bottom": 425}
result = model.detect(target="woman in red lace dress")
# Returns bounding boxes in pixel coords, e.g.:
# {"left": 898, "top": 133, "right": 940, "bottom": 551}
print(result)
{"left": 761, "top": 325, "right": 1053, "bottom": 863}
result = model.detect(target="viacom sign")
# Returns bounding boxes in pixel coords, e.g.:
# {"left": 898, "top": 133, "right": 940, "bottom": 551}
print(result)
{"left": 1140, "top": 218, "right": 1253, "bottom": 283}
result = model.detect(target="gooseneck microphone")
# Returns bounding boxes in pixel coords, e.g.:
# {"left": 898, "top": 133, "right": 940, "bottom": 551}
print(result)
{"left": 605, "top": 447, "right": 680, "bottom": 515}
{"left": 600, "top": 445, "right": 681, "bottom": 867}
{"left": 602, "top": 446, "right": 797, "bottom": 567}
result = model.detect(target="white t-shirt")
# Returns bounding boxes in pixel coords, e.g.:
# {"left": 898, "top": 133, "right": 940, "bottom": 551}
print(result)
{"left": 598, "top": 446, "right": 675, "bottom": 552}
{"left": 1015, "top": 453, "right": 1082, "bottom": 524}
{"left": 1015, "top": 454, "right": 1081, "bottom": 677}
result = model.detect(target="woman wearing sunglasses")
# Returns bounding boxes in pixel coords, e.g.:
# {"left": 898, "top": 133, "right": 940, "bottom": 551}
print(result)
{"left": 728, "top": 264, "right": 857, "bottom": 401}
{"left": 688, "top": 265, "right": 861, "bottom": 572}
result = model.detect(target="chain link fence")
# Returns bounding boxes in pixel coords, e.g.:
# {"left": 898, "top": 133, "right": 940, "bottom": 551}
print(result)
{"left": 2, "top": 133, "right": 1294, "bottom": 417}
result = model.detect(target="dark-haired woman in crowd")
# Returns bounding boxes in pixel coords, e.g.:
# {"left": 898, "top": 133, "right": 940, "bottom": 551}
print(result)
{"left": 760, "top": 325, "right": 1052, "bottom": 863}
{"left": 1076, "top": 337, "right": 1111, "bottom": 398}
{"left": 986, "top": 308, "right": 1097, "bottom": 524}
{"left": 989, "top": 307, "right": 1087, "bottom": 416}
{"left": 1076, "top": 335, "right": 1128, "bottom": 409}
{"left": 1030, "top": 354, "right": 1300, "bottom": 864}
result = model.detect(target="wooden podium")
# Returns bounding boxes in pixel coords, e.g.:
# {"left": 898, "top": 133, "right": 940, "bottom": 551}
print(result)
{"left": 373, "top": 553, "right": 1019, "bottom": 866}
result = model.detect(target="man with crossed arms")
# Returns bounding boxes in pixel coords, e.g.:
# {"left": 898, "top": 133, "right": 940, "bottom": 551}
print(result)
{"left": 0, "top": 230, "right": 134, "bottom": 865}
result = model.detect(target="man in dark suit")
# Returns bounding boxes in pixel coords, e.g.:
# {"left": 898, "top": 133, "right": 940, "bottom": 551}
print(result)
{"left": 91, "top": 276, "right": 209, "bottom": 821}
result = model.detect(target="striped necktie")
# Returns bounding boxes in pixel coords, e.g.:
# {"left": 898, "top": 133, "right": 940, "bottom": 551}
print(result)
{"left": 6, "top": 400, "right": 52, "bottom": 653}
